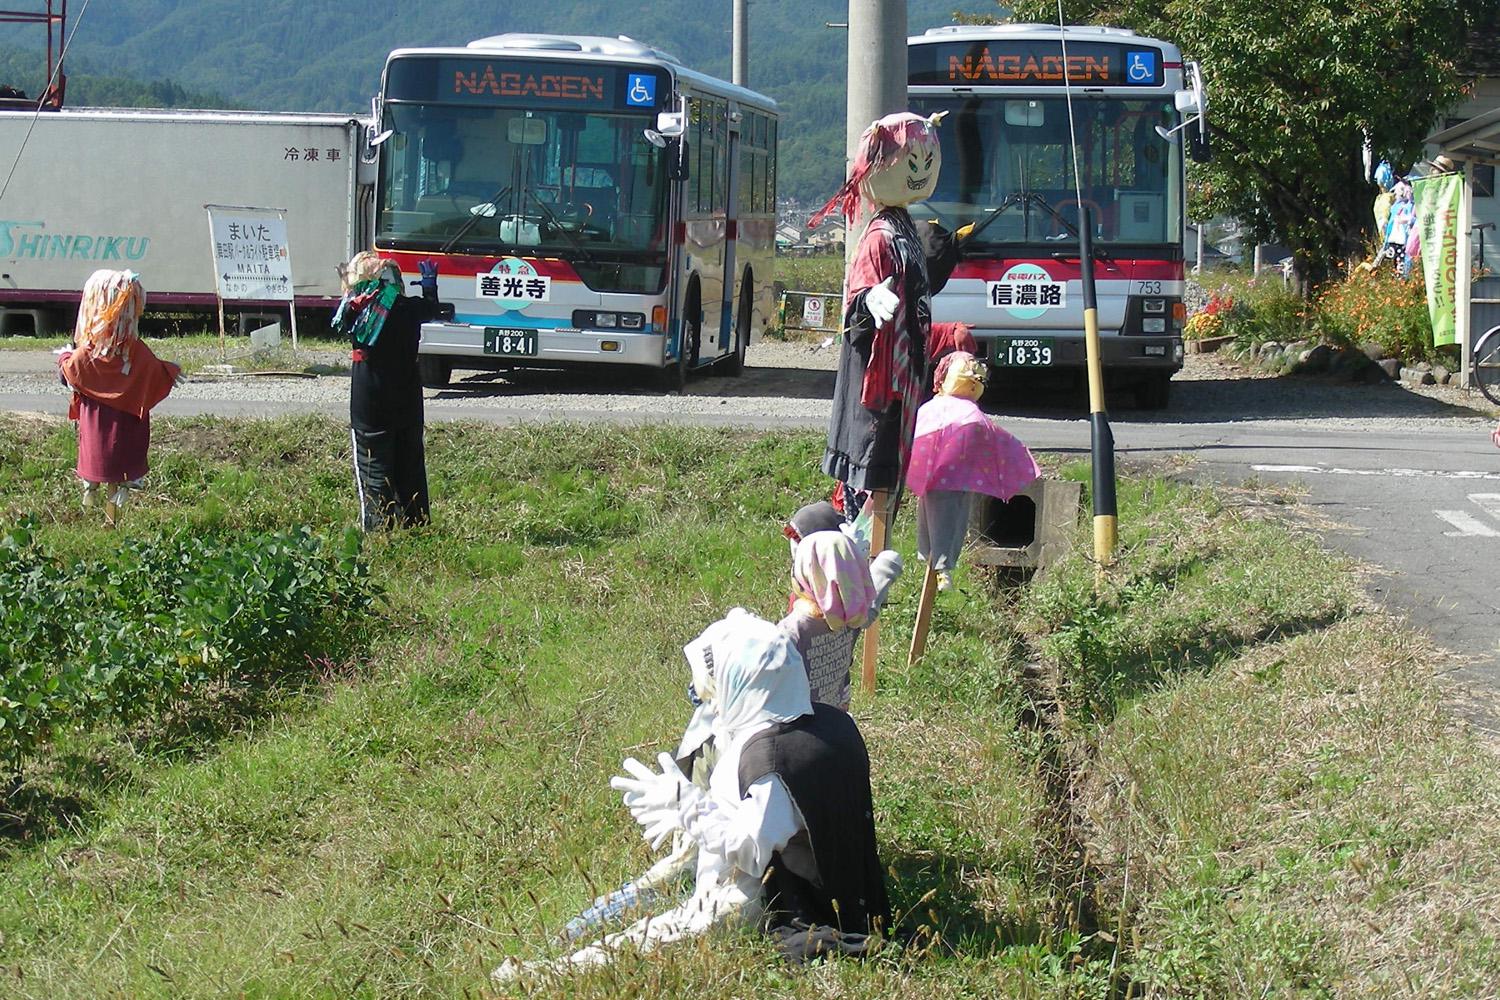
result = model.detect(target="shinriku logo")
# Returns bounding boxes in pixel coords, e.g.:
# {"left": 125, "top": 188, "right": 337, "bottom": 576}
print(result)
{"left": 0, "top": 220, "right": 150, "bottom": 261}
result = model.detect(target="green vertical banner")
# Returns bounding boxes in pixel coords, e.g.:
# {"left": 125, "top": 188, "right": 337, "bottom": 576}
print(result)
{"left": 1413, "top": 173, "right": 1463, "bottom": 347}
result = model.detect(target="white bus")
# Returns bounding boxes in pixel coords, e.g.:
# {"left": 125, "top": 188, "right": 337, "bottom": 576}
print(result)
{"left": 908, "top": 24, "right": 1207, "bottom": 407}
{"left": 371, "top": 33, "right": 779, "bottom": 389}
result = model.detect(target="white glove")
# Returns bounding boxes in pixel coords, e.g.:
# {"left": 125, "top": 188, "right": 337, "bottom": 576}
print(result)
{"left": 610, "top": 753, "right": 701, "bottom": 850}
{"left": 863, "top": 276, "right": 898, "bottom": 326}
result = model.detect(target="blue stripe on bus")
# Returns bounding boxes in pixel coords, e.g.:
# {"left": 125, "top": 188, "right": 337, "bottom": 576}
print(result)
{"left": 453, "top": 313, "right": 660, "bottom": 335}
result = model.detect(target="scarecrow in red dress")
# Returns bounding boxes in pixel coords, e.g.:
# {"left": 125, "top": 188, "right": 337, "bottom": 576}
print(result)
{"left": 57, "top": 269, "right": 182, "bottom": 526}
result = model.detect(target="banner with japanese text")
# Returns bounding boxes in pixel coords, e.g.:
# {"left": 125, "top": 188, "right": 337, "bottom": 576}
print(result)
{"left": 1413, "top": 174, "right": 1462, "bottom": 347}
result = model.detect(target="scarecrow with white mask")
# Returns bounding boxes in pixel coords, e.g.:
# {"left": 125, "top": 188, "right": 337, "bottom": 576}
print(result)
{"left": 495, "top": 610, "right": 889, "bottom": 980}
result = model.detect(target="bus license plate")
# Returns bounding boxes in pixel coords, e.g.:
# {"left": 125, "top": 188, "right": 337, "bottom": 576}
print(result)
{"left": 483, "top": 328, "right": 537, "bottom": 356}
{"left": 995, "top": 337, "right": 1054, "bottom": 367}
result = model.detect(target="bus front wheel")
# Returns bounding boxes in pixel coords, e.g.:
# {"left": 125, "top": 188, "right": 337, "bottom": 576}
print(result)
{"left": 660, "top": 291, "right": 701, "bottom": 392}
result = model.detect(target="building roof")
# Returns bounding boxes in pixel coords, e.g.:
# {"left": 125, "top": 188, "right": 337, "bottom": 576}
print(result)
{"left": 1428, "top": 106, "right": 1500, "bottom": 165}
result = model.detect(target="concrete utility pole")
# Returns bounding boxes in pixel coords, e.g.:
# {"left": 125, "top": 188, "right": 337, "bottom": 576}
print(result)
{"left": 845, "top": 0, "right": 907, "bottom": 170}
{"left": 733, "top": 0, "right": 749, "bottom": 87}
{"left": 844, "top": 0, "right": 907, "bottom": 696}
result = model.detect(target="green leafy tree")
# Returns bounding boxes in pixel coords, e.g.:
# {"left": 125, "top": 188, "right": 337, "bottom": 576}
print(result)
{"left": 998, "top": 0, "right": 1478, "bottom": 285}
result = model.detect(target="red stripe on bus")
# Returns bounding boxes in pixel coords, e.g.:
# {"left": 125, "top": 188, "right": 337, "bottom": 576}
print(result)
{"left": 380, "top": 250, "right": 583, "bottom": 281}
{"left": 950, "top": 259, "right": 1183, "bottom": 282}
{"left": 726, "top": 220, "right": 738, "bottom": 240}
{"left": 1165, "top": 61, "right": 1183, "bottom": 68}
{"left": 674, "top": 222, "right": 687, "bottom": 245}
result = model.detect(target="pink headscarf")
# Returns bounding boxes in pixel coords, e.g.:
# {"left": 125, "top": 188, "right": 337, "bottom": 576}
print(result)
{"left": 809, "top": 111, "right": 945, "bottom": 228}
{"left": 791, "top": 531, "right": 877, "bottom": 632}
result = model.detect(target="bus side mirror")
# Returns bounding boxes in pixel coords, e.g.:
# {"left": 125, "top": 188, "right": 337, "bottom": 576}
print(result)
{"left": 668, "top": 138, "right": 690, "bottom": 182}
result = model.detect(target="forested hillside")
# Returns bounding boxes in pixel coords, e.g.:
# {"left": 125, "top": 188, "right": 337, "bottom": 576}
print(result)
{"left": 0, "top": 47, "right": 229, "bottom": 110}
{"left": 0, "top": 0, "right": 997, "bottom": 203}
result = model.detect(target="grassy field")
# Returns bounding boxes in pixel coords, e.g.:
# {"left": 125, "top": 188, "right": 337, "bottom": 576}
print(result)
{"left": 0, "top": 333, "right": 348, "bottom": 375}
{"left": 0, "top": 414, "right": 1497, "bottom": 998}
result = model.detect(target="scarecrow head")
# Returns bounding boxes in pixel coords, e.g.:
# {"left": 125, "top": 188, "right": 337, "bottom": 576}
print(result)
{"left": 74, "top": 269, "right": 145, "bottom": 360}
{"left": 809, "top": 111, "right": 946, "bottom": 226}
{"left": 933, "top": 350, "right": 988, "bottom": 402}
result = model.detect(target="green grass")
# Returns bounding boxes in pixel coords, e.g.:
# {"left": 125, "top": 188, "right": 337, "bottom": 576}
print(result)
{"left": 0, "top": 416, "right": 1497, "bottom": 997}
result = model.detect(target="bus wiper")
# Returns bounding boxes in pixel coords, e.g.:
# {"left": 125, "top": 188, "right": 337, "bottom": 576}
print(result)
{"left": 954, "top": 192, "right": 1023, "bottom": 246}
{"left": 440, "top": 184, "right": 513, "bottom": 255}
{"left": 525, "top": 188, "right": 594, "bottom": 263}
{"left": 1022, "top": 192, "right": 1079, "bottom": 239}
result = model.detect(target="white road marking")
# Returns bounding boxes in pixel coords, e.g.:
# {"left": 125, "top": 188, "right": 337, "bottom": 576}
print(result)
{"left": 1436, "top": 510, "right": 1500, "bottom": 537}
{"left": 1252, "top": 464, "right": 1500, "bottom": 481}
{"left": 1470, "top": 493, "right": 1500, "bottom": 519}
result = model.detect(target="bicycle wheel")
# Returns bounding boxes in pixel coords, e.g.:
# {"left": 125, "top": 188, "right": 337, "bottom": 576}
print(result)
{"left": 1475, "top": 324, "right": 1500, "bottom": 405}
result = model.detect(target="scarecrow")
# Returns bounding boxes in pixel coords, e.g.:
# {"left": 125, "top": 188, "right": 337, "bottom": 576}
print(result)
{"left": 810, "top": 110, "right": 973, "bottom": 689}
{"left": 57, "top": 269, "right": 183, "bottom": 526}
{"left": 334, "top": 252, "right": 443, "bottom": 530}
{"left": 905, "top": 352, "right": 1040, "bottom": 665}
{"left": 494, "top": 610, "right": 889, "bottom": 979}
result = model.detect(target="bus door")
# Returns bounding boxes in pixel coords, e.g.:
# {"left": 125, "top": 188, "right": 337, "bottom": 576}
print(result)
{"left": 717, "top": 114, "right": 741, "bottom": 353}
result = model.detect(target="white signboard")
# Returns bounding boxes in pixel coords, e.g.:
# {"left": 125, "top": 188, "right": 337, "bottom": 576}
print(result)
{"left": 207, "top": 208, "right": 293, "bottom": 301}
{"left": 476, "top": 257, "right": 551, "bottom": 307}
{"left": 802, "top": 295, "right": 827, "bottom": 328}
{"left": 985, "top": 263, "right": 1068, "bottom": 319}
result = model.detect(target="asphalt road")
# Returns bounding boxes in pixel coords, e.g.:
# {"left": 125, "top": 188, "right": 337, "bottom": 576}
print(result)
{"left": 4, "top": 349, "right": 1499, "bottom": 725}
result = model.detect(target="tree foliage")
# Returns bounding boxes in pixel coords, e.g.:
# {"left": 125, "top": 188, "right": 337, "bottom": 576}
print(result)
{"left": 0, "top": 0, "right": 982, "bottom": 206}
{"left": 1004, "top": 0, "right": 1481, "bottom": 284}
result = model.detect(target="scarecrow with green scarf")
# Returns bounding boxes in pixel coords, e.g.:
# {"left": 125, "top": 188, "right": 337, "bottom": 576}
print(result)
{"left": 334, "top": 251, "right": 443, "bottom": 529}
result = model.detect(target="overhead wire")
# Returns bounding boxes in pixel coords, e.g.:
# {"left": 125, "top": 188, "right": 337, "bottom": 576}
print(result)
{"left": 0, "top": 0, "right": 95, "bottom": 210}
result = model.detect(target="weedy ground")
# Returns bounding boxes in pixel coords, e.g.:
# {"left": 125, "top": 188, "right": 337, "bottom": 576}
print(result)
{"left": 0, "top": 413, "right": 1496, "bottom": 998}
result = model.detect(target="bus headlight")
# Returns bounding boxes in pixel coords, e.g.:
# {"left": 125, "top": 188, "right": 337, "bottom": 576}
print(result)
{"left": 1142, "top": 317, "right": 1167, "bottom": 333}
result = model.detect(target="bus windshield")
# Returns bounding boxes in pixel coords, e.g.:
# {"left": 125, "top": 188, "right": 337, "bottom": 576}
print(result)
{"left": 908, "top": 95, "right": 1182, "bottom": 249}
{"left": 376, "top": 102, "right": 670, "bottom": 258}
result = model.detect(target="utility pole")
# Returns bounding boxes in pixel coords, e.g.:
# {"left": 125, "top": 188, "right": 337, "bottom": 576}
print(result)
{"left": 733, "top": 0, "right": 749, "bottom": 87}
{"left": 845, "top": 0, "right": 907, "bottom": 175}
{"left": 845, "top": 0, "right": 907, "bottom": 696}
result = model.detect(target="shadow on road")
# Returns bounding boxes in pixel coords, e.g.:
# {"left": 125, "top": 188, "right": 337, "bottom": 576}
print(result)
{"left": 982, "top": 373, "right": 1495, "bottom": 423}
{"left": 430, "top": 362, "right": 836, "bottom": 402}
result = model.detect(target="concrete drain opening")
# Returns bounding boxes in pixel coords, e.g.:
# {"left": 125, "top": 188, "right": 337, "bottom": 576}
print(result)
{"left": 969, "top": 479, "right": 1082, "bottom": 571}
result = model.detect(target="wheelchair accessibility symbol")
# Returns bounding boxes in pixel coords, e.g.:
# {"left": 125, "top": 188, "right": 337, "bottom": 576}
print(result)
{"left": 1124, "top": 50, "right": 1157, "bottom": 85}
{"left": 626, "top": 73, "right": 656, "bottom": 107}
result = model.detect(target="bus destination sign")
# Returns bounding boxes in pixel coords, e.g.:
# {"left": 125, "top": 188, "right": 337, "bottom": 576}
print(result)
{"left": 386, "top": 58, "right": 671, "bottom": 111}
{"left": 909, "top": 41, "right": 1164, "bottom": 88}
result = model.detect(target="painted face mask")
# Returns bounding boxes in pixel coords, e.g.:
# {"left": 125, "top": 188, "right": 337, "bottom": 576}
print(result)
{"left": 809, "top": 110, "right": 947, "bottom": 226}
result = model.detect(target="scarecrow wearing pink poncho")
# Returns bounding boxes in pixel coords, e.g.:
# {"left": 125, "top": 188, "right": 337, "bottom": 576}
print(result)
{"left": 908, "top": 351, "right": 1041, "bottom": 590}
{"left": 810, "top": 111, "right": 974, "bottom": 515}
{"left": 906, "top": 351, "right": 1040, "bottom": 666}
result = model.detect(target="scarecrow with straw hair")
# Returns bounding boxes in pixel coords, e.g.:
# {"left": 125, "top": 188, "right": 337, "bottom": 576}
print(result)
{"left": 57, "top": 269, "right": 183, "bottom": 526}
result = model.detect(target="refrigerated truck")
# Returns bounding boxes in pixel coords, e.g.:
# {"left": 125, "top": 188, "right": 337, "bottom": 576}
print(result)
{"left": 0, "top": 107, "right": 373, "bottom": 335}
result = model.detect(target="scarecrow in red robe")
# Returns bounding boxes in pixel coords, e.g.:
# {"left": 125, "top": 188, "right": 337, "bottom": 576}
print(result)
{"left": 809, "top": 110, "right": 973, "bottom": 692}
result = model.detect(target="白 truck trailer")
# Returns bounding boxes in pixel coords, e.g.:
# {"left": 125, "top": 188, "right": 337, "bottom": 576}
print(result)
{"left": 0, "top": 107, "right": 374, "bottom": 334}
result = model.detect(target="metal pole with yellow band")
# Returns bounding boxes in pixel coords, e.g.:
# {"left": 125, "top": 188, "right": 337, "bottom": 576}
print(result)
{"left": 1078, "top": 207, "right": 1118, "bottom": 566}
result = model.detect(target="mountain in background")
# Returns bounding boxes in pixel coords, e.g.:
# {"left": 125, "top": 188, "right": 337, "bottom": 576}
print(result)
{"left": 0, "top": 0, "right": 1001, "bottom": 204}
{"left": 0, "top": 47, "right": 231, "bottom": 110}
